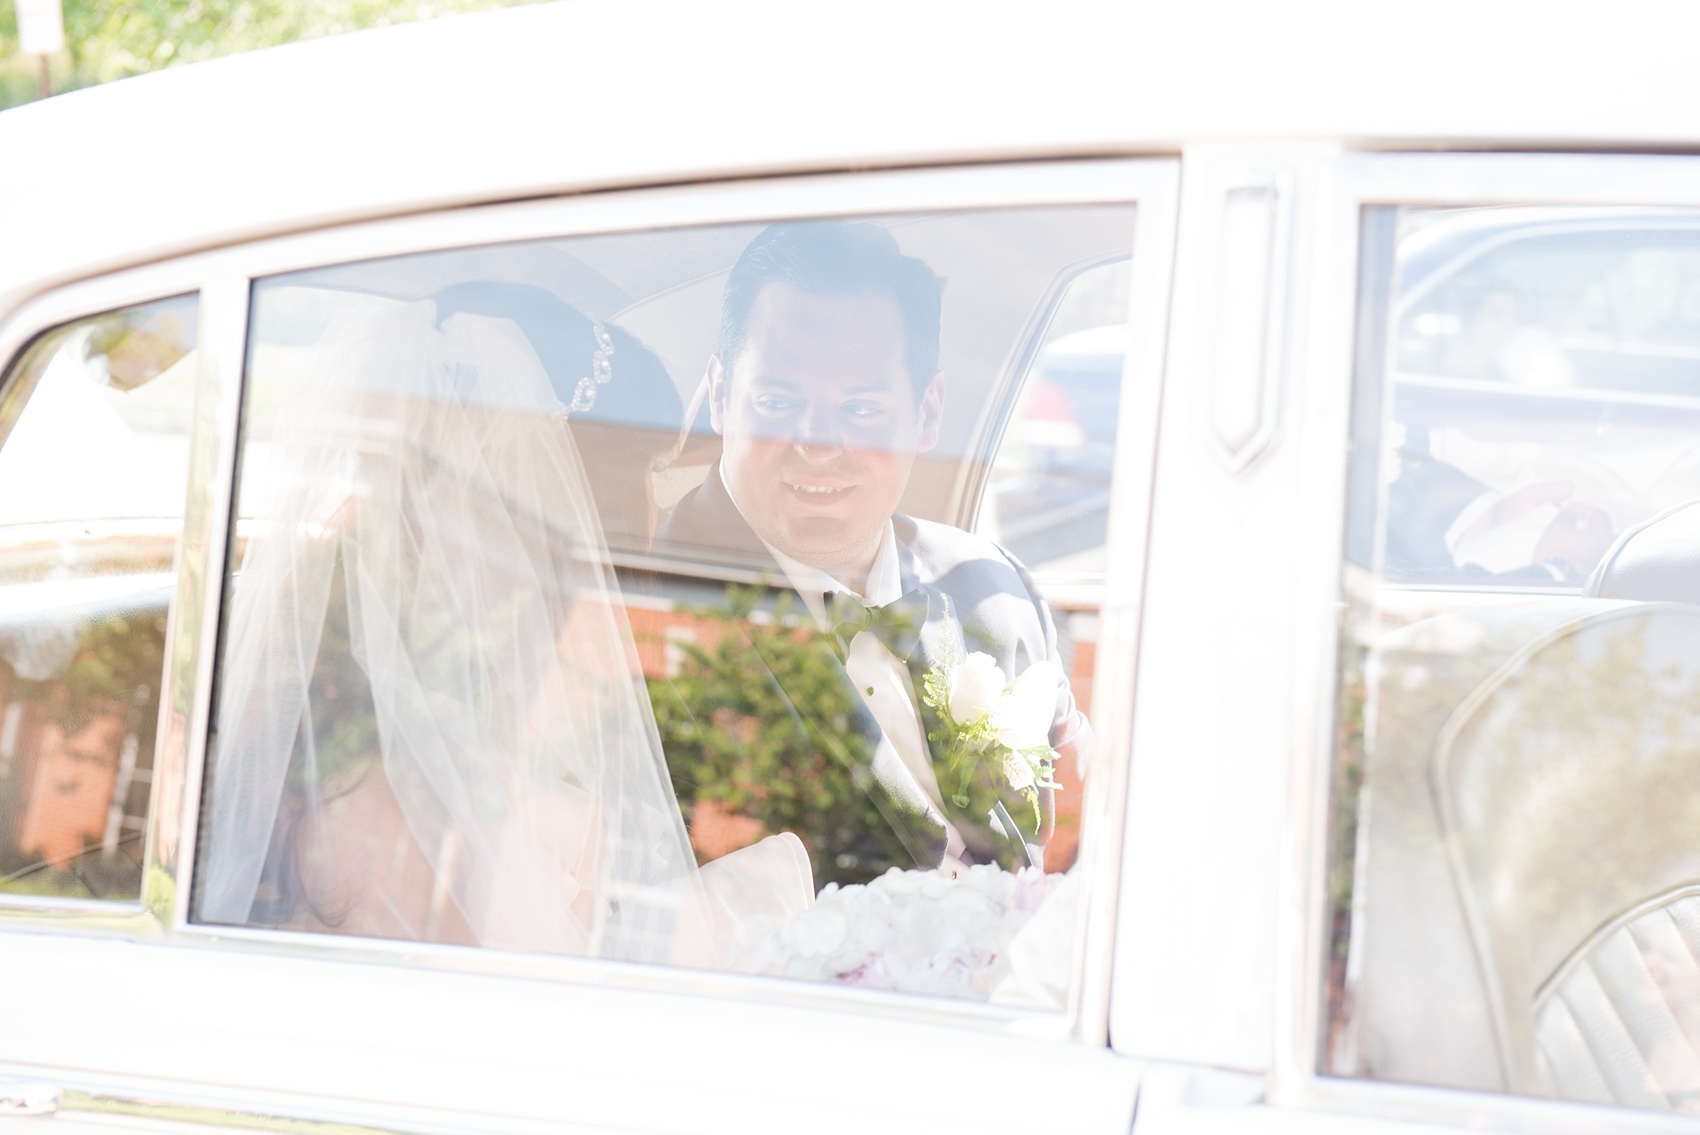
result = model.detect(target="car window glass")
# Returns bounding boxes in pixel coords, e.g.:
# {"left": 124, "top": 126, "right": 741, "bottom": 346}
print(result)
{"left": 1328, "top": 205, "right": 1700, "bottom": 1114}
{"left": 0, "top": 296, "right": 198, "bottom": 901}
{"left": 194, "top": 206, "right": 1136, "bottom": 1010}
{"left": 975, "top": 256, "right": 1129, "bottom": 580}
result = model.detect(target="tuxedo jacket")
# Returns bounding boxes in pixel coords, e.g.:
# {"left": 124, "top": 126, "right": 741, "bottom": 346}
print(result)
{"left": 653, "top": 464, "right": 1088, "bottom": 873}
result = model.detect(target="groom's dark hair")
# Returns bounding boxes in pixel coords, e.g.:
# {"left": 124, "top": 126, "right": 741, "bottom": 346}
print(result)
{"left": 718, "top": 220, "right": 943, "bottom": 402}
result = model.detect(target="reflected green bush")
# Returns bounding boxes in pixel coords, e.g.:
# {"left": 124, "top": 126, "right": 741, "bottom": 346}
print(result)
{"left": 649, "top": 586, "right": 912, "bottom": 890}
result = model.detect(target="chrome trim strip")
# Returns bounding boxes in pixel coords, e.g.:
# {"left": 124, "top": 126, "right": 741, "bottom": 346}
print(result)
{"left": 58, "top": 1089, "right": 403, "bottom": 1134}
{"left": 150, "top": 274, "right": 249, "bottom": 930}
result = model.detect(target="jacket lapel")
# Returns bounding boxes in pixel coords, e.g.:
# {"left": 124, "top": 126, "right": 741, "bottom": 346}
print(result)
{"left": 660, "top": 472, "right": 948, "bottom": 869}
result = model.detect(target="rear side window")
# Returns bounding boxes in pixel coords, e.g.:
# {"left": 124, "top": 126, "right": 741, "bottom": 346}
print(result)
{"left": 1327, "top": 206, "right": 1700, "bottom": 1115}
{"left": 0, "top": 296, "right": 198, "bottom": 901}
{"left": 192, "top": 206, "right": 1138, "bottom": 1012}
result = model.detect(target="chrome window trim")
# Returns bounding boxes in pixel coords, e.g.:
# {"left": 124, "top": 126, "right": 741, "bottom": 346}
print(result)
{"left": 136, "top": 158, "right": 1169, "bottom": 296}
{"left": 154, "top": 274, "right": 250, "bottom": 930}
{"left": 53, "top": 1090, "right": 404, "bottom": 1135}
{"left": 0, "top": 158, "right": 1177, "bottom": 1050}
{"left": 1273, "top": 151, "right": 1700, "bottom": 1134}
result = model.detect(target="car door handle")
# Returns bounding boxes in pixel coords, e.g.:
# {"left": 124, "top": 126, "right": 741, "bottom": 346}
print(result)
{"left": 0, "top": 1082, "right": 59, "bottom": 1116}
{"left": 1209, "top": 172, "right": 1294, "bottom": 474}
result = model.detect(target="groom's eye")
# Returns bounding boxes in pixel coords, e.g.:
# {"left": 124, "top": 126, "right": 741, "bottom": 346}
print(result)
{"left": 752, "top": 393, "right": 802, "bottom": 417}
{"left": 841, "top": 401, "right": 887, "bottom": 422}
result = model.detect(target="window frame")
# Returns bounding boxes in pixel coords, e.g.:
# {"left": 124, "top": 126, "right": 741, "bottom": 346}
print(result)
{"left": 964, "top": 247, "right": 1138, "bottom": 607}
{"left": 0, "top": 274, "right": 231, "bottom": 932}
{"left": 0, "top": 160, "right": 1179, "bottom": 1053}
{"left": 1283, "top": 152, "right": 1700, "bottom": 1135}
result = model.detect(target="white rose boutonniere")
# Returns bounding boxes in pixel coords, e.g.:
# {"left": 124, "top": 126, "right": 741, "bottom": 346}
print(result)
{"left": 919, "top": 601, "right": 1062, "bottom": 831}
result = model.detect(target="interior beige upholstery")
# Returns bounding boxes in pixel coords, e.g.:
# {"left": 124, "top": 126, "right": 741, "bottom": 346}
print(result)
{"left": 1588, "top": 499, "right": 1700, "bottom": 606}
{"left": 1433, "top": 604, "right": 1700, "bottom": 1102}
{"left": 1347, "top": 597, "right": 1624, "bottom": 1091}
{"left": 1535, "top": 887, "right": 1700, "bottom": 1114}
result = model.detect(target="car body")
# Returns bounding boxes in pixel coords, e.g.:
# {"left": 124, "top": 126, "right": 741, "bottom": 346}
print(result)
{"left": 7, "top": 3, "right": 1700, "bottom": 1133}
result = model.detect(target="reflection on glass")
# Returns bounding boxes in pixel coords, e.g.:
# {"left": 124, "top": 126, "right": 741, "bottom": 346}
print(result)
{"left": 0, "top": 296, "right": 197, "bottom": 900}
{"left": 1370, "top": 210, "right": 1700, "bottom": 588}
{"left": 1327, "top": 205, "right": 1700, "bottom": 1116}
{"left": 977, "top": 257, "right": 1129, "bottom": 576}
{"left": 197, "top": 206, "right": 1135, "bottom": 1008}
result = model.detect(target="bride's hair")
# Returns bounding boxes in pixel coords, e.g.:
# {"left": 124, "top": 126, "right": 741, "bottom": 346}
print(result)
{"left": 430, "top": 281, "right": 682, "bottom": 548}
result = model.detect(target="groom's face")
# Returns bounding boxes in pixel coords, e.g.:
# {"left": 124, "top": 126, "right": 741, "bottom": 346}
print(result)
{"left": 710, "top": 282, "right": 941, "bottom": 573}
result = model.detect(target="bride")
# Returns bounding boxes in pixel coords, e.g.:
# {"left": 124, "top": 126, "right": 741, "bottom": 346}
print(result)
{"left": 196, "top": 296, "right": 812, "bottom": 966}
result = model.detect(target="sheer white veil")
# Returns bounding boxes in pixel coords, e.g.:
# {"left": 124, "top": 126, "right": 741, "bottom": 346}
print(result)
{"left": 200, "top": 299, "right": 809, "bottom": 962}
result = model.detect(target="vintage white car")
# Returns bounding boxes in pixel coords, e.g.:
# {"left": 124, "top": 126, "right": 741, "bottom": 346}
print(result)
{"left": 6, "top": 2, "right": 1700, "bottom": 1133}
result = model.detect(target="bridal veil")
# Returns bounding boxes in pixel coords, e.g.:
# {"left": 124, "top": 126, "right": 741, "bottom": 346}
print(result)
{"left": 198, "top": 298, "right": 810, "bottom": 963}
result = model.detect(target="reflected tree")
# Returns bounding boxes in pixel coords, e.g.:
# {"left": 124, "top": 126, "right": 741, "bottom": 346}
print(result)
{"left": 649, "top": 586, "right": 913, "bottom": 890}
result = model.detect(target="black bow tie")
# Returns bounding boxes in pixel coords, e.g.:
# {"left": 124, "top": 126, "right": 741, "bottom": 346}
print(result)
{"left": 824, "top": 589, "right": 928, "bottom": 665}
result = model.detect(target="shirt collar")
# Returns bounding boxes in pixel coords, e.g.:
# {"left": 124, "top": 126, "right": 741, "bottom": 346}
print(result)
{"left": 719, "top": 466, "right": 903, "bottom": 621}
{"left": 762, "top": 522, "right": 902, "bottom": 625}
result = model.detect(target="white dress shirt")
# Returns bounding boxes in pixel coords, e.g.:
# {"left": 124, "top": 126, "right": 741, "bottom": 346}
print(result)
{"left": 761, "top": 525, "right": 967, "bottom": 859}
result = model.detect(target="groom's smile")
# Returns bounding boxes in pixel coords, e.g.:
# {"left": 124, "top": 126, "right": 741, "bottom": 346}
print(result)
{"left": 710, "top": 281, "right": 941, "bottom": 588}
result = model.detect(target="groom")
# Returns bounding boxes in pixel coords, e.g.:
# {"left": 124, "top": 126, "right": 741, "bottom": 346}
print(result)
{"left": 656, "top": 220, "right": 1089, "bottom": 875}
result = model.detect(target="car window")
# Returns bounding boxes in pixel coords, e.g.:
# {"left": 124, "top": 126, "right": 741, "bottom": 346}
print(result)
{"left": 0, "top": 296, "right": 198, "bottom": 902}
{"left": 1327, "top": 205, "right": 1700, "bottom": 1114}
{"left": 193, "top": 205, "right": 1136, "bottom": 1010}
{"left": 975, "top": 256, "right": 1129, "bottom": 581}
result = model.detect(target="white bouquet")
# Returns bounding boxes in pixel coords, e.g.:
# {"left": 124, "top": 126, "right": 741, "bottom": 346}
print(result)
{"left": 917, "top": 599, "right": 1063, "bottom": 837}
{"left": 737, "top": 863, "right": 1078, "bottom": 1005}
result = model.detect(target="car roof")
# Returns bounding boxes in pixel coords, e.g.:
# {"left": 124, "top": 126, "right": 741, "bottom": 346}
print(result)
{"left": 7, "top": 0, "right": 1700, "bottom": 320}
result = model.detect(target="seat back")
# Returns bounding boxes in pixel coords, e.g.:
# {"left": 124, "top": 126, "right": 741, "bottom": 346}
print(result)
{"left": 1434, "top": 604, "right": 1700, "bottom": 1102}
{"left": 1534, "top": 885, "right": 1700, "bottom": 1114}
{"left": 1588, "top": 498, "right": 1700, "bottom": 605}
{"left": 1349, "top": 598, "right": 1620, "bottom": 1091}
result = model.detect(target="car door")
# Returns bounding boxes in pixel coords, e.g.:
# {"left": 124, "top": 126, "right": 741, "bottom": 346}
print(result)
{"left": 1122, "top": 148, "right": 1700, "bottom": 1135}
{"left": 0, "top": 158, "right": 1177, "bottom": 1135}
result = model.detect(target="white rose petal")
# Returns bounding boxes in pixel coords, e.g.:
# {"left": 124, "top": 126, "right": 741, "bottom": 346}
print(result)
{"left": 762, "top": 864, "right": 1077, "bottom": 1003}
{"left": 993, "top": 660, "right": 1063, "bottom": 751}
{"left": 948, "top": 652, "right": 1006, "bottom": 724}
{"left": 784, "top": 905, "right": 848, "bottom": 956}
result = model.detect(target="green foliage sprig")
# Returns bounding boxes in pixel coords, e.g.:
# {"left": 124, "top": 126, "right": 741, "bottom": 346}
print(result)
{"left": 918, "top": 597, "right": 1058, "bottom": 837}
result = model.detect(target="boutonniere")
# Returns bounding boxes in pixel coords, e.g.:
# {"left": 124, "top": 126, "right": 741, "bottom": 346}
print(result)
{"left": 918, "top": 601, "right": 1062, "bottom": 831}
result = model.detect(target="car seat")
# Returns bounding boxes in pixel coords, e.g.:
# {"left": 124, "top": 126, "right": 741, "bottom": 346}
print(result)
{"left": 1432, "top": 603, "right": 1700, "bottom": 1110}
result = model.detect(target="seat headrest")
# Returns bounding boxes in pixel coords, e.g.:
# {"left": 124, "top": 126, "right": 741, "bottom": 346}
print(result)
{"left": 1586, "top": 498, "right": 1700, "bottom": 604}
